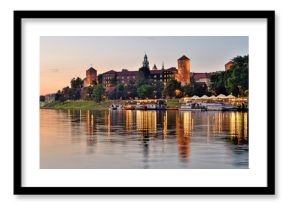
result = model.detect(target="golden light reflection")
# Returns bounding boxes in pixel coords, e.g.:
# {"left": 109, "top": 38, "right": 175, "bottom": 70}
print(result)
{"left": 86, "top": 110, "right": 93, "bottom": 135}
{"left": 136, "top": 111, "right": 157, "bottom": 134}
{"left": 183, "top": 112, "right": 192, "bottom": 138}
{"left": 244, "top": 112, "right": 248, "bottom": 141}
{"left": 163, "top": 111, "right": 168, "bottom": 142}
{"left": 107, "top": 111, "right": 111, "bottom": 136}
{"left": 229, "top": 112, "right": 248, "bottom": 144}
{"left": 207, "top": 114, "right": 210, "bottom": 143}
{"left": 125, "top": 110, "right": 133, "bottom": 130}
{"left": 176, "top": 112, "right": 191, "bottom": 159}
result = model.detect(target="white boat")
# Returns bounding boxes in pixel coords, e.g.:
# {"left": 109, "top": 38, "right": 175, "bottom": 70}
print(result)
{"left": 203, "top": 103, "right": 224, "bottom": 111}
{"left": 180, "top": 103, "right": 194, "bottom": 111}
{"left": 202, "top": 103, "right": 238, "bottom": 111}
{"left": 179, "top": 103, "right": 205, "bottom": 111}
{"left": 146, "top": 104, "right": 157, "bottom": 110}
{"left": 135, "top": 103, "right": 146, "bottom": 110}
{"left": 134, "top": 100, "right": 167, "bottom": 110}
{"left": 223, "top": 105, "right": 239, "bottom": 111}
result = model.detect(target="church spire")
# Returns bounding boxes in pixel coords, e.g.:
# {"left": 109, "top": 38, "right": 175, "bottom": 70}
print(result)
{"left": 142, "top": 53, "right": 149, "bottom": 68}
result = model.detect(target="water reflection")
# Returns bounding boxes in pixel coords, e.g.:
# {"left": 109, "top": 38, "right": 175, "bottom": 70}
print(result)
{"left": 40, "top": 109, "right": 248, "bottom": 169}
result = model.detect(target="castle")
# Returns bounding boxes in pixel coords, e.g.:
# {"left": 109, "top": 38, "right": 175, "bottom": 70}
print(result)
{"left": 82, "top": 54, "right": 234, "bottom": 90}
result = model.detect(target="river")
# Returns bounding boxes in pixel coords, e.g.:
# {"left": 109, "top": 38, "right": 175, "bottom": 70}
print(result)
{"left": 40, "top": 109, "right": 248, "bottom": 169}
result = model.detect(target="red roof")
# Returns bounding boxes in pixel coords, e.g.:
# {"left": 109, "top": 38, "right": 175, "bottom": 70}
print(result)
{"left": 117, "top": 70, "right": 138, "bottom": 76}
{"left": 166, "top": 67, "right": 177, "bottom": 72}
{"left": 192, "top": 73, "right": 209, "bottom": 81}
{"left": 225, "top": 61, "right": 234, "bottom": 66}
{"left": 103, "top": 70, "right": 117, "bottom": 75}
{"left": 178, "top": 55, "right": 190, "bottom": 61}
{"left": 150, "top": 70, "right": 162, "bottom": 74}
{"left": 87, "top": 67, "right": 96, "bottom": 71}
{"left": 150, "top": 67, "right": 177, "bottom": 74}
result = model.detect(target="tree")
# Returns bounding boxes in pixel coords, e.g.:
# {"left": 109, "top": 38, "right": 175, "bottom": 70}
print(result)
{"left": 137, "top": 84, "right": 153, "bottom": 99}
{"left": 182, "top": 84, "right": 195, "bottom": 97}
{"left": 152, "top": 80, "right": 164, "bottom": 99}
{"left": 225, "top": 55, "right": 248, "bottom": 96}
{"left": 67, "top": 88, "right": 81, "bottom": 100}
{"left": 125, "top": 79, "right": 137, "bottom": 99}
{"left": 93, "top": 84, "right": 106, "bottom": 102}
{"left": 57, "top": 91, "right": 65, "bottom": 102}
{"left": 210, "top": 72, "right": 228, "bottom": 95}
{"left": 210, "top": 55, "right": 248, "bottom": 97}
{"left": 193, "top": 82, "right": 208, "bottom": 97}
{"left": 163, "top": 79, "right": 181, "bottom": 98}
{"left": 40, "top": 95, "right": 45, "bottom": 102}
{"left": 70, "top": 77, "right": 84, "bottom": 89}
{"left": 116, "top": 83, "right": 125, "bottom": 99}
{"left": 137, "top": 66, "right": 151, "bottom": 85}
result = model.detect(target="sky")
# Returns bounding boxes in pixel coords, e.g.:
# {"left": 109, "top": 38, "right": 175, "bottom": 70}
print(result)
{"left": 40, "top": 36, "right": 248, "bottom": 95}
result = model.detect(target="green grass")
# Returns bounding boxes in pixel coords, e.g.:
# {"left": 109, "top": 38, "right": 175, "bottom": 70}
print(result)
{"left": 166, "top": 99, "right": 180, "bottom": 108}
{"left": 41, "top": 101, "right": 111, "bottom": 110}
{"left": 41, "top": 99, "right": 181, "bottom": 110}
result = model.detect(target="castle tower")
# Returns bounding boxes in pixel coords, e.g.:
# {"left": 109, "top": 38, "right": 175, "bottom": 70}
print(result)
{"left": 177, "top": 55, "right": 190, "bottom": 85}
{"left": 85, "top": 66, "right": 97, "bottom": 86}
{"left": 152, "top": 64, "right": 158, "bottom": 70}
{"left": 142, "top": 54, "right": 149, "bottom": 68}
{"left": 225, "top": 61, "right": 234, "bottom": 71}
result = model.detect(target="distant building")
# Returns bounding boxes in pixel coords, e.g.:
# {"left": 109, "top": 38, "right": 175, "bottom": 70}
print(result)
{"left": 80, "top": 56, "right": 234, "bottom": 92}
{"left": 150, "top": 66, "right": 177, "bottom": 83}
{"left": 116, "top": 70, "right": 138, "bottom": 85}
{"left": 83, "top": 67, "right": 97, "bottom": 86}
{"left": 191, "top": 73, "right": 212, "bottom": 87}
{"left": 101, "top": 70, "right": 117, "bottom": 87}
{"left": 176, "top": 55, "right": 191, "bottom": 85}
{"left": 45, "top": 93, "right": 56, "bottom": 103}
{"left": 225, "top": 61, "right": 234, "bottom": 71}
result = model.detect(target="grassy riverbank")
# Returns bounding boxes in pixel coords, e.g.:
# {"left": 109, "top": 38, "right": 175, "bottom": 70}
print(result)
{"left": 41, "top": 99, "right": 180, "bottom": 110}
{"left": 41, "top": 101, "right": 111, "bottom": 110}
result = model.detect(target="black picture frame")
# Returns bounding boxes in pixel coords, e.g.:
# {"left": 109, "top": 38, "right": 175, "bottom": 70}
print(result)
{"left": 14, "top": 10, "right": 275, "bottom": 195}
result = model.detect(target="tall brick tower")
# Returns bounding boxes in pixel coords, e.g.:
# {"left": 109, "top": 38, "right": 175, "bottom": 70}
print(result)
{"left": 85, "top": 67, "right": 97, "bottom": 86}
{"left": 177, "top": 55, "right": 190, "bottom": 85}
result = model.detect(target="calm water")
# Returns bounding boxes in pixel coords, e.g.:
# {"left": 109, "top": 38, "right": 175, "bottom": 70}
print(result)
{"left": 40, "top": 109, "right": 248, "bottom": 169}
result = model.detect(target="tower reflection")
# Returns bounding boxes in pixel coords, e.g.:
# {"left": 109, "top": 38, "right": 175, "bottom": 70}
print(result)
{"left": 176, "top": 111, "right": 191, "bottom": 160}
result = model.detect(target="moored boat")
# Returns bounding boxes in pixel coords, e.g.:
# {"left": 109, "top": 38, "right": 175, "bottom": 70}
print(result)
{"left": 179, "top": 102, "right": 205, "bottom": 111}
{"left": 123, "top": 104, "right": 135, "bottom": 110}
{"left": 109, "top": 104, "right": 123, "bottom": 111}
{"left": 202, "top": 103, "right": 238, "bottom": 111}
